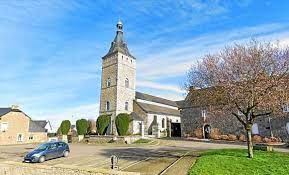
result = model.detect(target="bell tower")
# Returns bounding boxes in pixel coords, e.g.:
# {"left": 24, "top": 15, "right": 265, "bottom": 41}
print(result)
{"left": 99, "top": 21, "right": 136, "bottom": 134}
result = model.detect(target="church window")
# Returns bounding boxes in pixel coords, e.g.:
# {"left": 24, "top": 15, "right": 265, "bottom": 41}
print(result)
{"left": 201, "top": 110, "right": 207, "bottom": 119}
{"left": 106, "top": 101, "right": 110, "bottom": 111}
{"left": 125, "top": 78, "right": 129, "bottom": 88}
{"left": 106, "top": 78, "right": 111, "bottom": 87}
{"left": 125, "top": 102, "right": 129, "bottom": 110}
{"left": 162, "top": 118, "right": 165, "bottom": 128}
{"left": 286, "top": 123, "right": 289, "bottom": 134}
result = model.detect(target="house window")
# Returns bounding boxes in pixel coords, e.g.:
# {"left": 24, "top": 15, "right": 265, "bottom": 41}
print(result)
{"left": 106, "top": 101, "right": 110, "bottom": 111}
{"left": 29, "top": 135, "right": 33, "bottom": 140}
{"left": 252, "top": 123, "right": 259, "bottom": 135}
{"left": 125, "top": 78, "right": 129, "bottom": 88}
{"left": 162, "top": 118, "right": 165, "bottom": 128}
{"left": 283, "top": 104, "right": 289, "bottom": 113}
{"left": 106, "top": 78, "right": 111, "bottom": 87}
{"left": 0, "top": 122, "right": 8, "bottom": 132}
{"left": 17, "top": 134, "right": 24, "bottom": 142}
{"left": 125, "top": 102, "right": 129, "bottom": 111}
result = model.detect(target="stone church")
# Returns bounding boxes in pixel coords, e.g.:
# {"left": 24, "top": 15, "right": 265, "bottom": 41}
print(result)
{"left": 99, "top": 21, "right": 181, "bottom": 136}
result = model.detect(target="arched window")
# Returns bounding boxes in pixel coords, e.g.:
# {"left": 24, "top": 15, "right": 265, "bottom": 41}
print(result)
{"left": 252, "top": 123, "right": 259, "bottom": 135}
{"left": 106, "top": 78, "right": 111, "bottom": 87}
{"left": 125, "top": 78, "right": 129, "bottom": 88}
{"left": 106, "top": 101, "right": 110, "bottom": 111}
{"left": 162, "top": 118, "right": 165, "bottom": 128}
{"left": 125, "top": 102, "right": 129, "bottom": 110}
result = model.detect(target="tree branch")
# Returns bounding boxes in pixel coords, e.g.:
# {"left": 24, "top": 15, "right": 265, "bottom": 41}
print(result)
{"left": 232, "top": 112, "right": 246, "bottom": 126}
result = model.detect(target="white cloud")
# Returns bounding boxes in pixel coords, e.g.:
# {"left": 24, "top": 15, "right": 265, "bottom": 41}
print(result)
{"left": 136, "top": 23, "right": 289, "bottom": 80}
{"left": 137, "top": 80, "right": 185, "bottom": 94}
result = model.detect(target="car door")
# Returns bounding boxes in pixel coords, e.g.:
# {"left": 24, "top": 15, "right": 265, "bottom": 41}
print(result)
{"left": 46, "top": 143, "right": 58, "bottom": 159}
{"left": 56, "top": 142, "right": 65, "bottom": 157}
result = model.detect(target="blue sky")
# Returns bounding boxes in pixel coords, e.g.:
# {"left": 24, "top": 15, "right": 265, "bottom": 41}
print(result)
{"left": 1, "top": 0, "right": 289, "bottom": 130}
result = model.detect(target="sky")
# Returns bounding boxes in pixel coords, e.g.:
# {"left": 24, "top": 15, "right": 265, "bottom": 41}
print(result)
{"left": 1, "top": 0, "right": 289, "bottom": 130}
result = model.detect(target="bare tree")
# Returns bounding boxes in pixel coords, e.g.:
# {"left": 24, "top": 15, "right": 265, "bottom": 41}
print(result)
{"left": 186, "top": 40, "right": 289, "bottom": 158}
{"left": 87, "top": 119, "right": 97, "bottom": 134}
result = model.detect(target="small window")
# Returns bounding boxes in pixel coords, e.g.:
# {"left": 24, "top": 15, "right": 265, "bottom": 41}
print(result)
{"left": 106, "top": 101, "right": 110, "bottom": 111}
{"left": 125, "top": 78, "right": 129, "bottom": 88}
{"left": 17, "top": 134, "right": 24, "bottom": 142}
{"left": 106, "top": 78, "right": 111, "bottom": 87}
{"left": 201, "top": 110, "right": 207, "bottom": 118}
{"left": 29, "top": 135, "right": 33, "bottom": 140}
{"left": 125, "top": 102, "right": 129, "bottom": 111}
{"left": 283, "top": 104, "right": 289, "bottom": 113}
{"left": 286, "top": 123, "right": 289, "bottom": 134}
{"left": 162, "top": 118, "right": 165, "bottom": 128}
{"left": 0, "top": 122, "right": 8, "bottom": 132}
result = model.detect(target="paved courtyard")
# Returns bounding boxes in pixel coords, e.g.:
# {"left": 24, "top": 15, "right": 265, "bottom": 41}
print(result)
{"left": 0, "top": 139, "right": 288, "bottom": 175}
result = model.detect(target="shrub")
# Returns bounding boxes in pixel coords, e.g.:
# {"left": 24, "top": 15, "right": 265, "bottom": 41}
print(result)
{"left": 115, "top": 113, "right": 132, "bottom": 136}
{"left": 60, "top": 120, "right": 71, "bottom": 135}
{"left": 96, "top": 115, "right": 111, "bottom": 135}
{"left": 76, "top": 119, "right": 89, "bottom": 135}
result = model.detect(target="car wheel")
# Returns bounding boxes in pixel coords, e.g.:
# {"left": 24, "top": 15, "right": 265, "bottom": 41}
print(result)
{"left": 38, "top": 156, "right": 45, "bottom": 163}
{"left": 63, "top": 151, "right": 69, "bottom": 157}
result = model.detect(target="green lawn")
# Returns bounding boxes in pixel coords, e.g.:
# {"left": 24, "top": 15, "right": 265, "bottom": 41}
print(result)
{"left": 133, "top": 138, "right": 151, "bottom": 144}
{"left": 189, "top": 149, "right": 289, "bottom": 175}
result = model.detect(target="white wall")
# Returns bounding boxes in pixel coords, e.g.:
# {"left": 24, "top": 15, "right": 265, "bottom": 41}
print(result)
{"left": 132, "top": 121, "right": 142, "bottom": 134}
{"left": 147, "top": 113, "right": 180, "bottom": 132}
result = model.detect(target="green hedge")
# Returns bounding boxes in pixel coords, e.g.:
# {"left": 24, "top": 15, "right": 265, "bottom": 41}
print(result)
{"left": 115, "top": 113, "right": 132, "bottom": 136}
{"left": 60, "top": 120, "right": 71, "bottom": 135}
{"left": 76, "top": 119, "right": 88, "bottom": 135}
{"left": 96, "top": 115, "right": 111, "bottom": 135}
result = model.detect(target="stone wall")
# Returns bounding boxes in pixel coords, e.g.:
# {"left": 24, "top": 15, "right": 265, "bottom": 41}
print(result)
{"left": 0, "top": 161, "right": 138, "bottom": 175}
{"left": 181, "top": 106, "right": 289, "bottom": 142}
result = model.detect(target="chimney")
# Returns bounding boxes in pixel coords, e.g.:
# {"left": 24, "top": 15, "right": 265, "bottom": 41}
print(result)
{"left": 11, "top": 105, "right": 19, "bottom": 110}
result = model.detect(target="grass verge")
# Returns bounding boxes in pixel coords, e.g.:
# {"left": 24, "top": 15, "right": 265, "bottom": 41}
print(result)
{"left": 189, "top": 149, "right": 289, "bottom": 175}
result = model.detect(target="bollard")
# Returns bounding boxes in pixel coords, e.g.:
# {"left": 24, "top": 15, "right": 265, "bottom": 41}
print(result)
{"left": 111, "top": 155, "right": 119, "bottom": 170}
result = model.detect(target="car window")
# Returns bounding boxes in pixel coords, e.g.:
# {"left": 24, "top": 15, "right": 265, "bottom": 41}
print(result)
{"left": 58, "top": 142, "right": 64, "bottom": 148}
{"left": 35, "top": 143, "right": 49, "bottom": 151}
{"left": 49, "top": 143, "right": 57, "bottom": 150}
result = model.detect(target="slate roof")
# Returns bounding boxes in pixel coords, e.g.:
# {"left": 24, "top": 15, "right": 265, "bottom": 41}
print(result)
{"left": 103, "top": 21, "right": 135, "bottom": 59}
{"left": 130, "top": 112, "right": 144, "bottom": 121}
{"left": 135, "top": 101, "right": 180, "bottom": 116}
{"left": 0, "top": 108, "right": 12, "bottom": 117}
{"left": 135, "top": 92, "right": 178, "bottom": 107}
{"left": 29, "top": 120, "right": 47, "bottom": 132}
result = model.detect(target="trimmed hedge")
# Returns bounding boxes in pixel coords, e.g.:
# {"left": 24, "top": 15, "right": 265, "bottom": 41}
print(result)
{"left": 76, "top": 119, "right": 88, "bottom": 135}
{"left": 115, "top": 113, "right": 132, "bottom": 136}
{"left": 60, "top": 120, "right": 71, "bottom": 135}
{"left": 96, "top": 115, "right": 111, "bottom": 135}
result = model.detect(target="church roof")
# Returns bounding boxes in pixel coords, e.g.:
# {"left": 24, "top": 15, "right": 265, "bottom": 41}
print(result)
{"left": 103, "top": 21, "right": 135, "bottom": 59}
{"left": 135, "top": 91, "right": 178, "bottom": 107}
{"left": 135, "top": 101, "right": 180, "bottom": 116}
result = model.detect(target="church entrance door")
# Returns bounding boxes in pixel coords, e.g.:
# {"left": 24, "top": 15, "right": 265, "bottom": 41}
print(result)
{"left": 171, "top": 123, "right": 181, "bottom": 137}
{"left": 204, "top": 124, "right": 211, "bottom": 139}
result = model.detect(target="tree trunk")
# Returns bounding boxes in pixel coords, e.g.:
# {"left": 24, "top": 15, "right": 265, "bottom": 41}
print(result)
{"left": 246, "top": 128, "right": 254, "bottom": 158}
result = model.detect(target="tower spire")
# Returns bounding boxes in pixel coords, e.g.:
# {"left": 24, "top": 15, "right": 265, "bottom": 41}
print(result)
{"left": 103, "top": 21, "right": 135, "bottom": 59}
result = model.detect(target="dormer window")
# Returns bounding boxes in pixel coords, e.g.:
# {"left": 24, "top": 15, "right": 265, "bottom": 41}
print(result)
{"left": 125, "top": 78, "right": 129, "bottom": 88}
{"left": 106, "top": 78, "right": 111, "bottom": 87}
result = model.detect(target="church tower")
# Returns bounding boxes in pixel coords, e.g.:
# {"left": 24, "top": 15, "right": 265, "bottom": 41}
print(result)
{"left": 99, "top": 21, "right": 136, "bottom": 134}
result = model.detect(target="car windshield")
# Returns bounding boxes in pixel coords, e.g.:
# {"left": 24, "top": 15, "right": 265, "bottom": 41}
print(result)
{"left": 35, "top": 143, "right": 50, "bottom": 151}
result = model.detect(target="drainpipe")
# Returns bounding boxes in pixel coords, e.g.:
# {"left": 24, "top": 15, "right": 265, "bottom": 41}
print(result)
{"left": 268, "top": 117, "right": 273, "bottom": 137}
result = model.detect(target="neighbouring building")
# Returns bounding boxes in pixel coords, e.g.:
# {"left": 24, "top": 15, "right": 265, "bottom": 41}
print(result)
{"left": 0, "top": 106, "right": 50, "bottom": 145}
{"left": 180, "top": 88, "right": 289, "bottom": 142}
{"left": 99, "top": 21, "right": 181, "bottom": 136}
